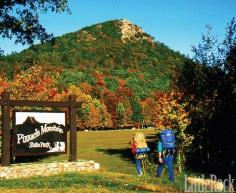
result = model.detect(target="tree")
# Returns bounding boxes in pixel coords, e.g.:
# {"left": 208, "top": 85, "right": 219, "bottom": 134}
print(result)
{"left": 140, "top": 97, "right": 155, "bottom": 127}
{"left": 0, "top": 0, "right": 69, "bottom": 54}
{"left": 0, "top": 75, "right": 9, "bottom": 94}
{"left": 116, "top": 102, "right": 126, "bottom": 127}
{"left": 118, "top": 96, "right": 133, "bottom": 126}
{"left": 104, "top": 77, "right": 118, "bottom": 91}
{"left": 53, "top": 85, "right": 112, "bottom": 130}
{"left": 102, "top": 90, "right": 119, "bottom": 125}
{"left": 153, "top": 91, "right": 192, "bottom": 173}
{"left": 130, "top": 98, "right": 143, "bottom": 123}
{"left": 175, "top": 18, "right": 236, "bottom": 177}
{"left": 8, "top": 65, "right": 56, "bottom": 100}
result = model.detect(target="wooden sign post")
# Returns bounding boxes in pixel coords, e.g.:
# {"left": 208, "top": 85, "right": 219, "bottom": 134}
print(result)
{"left": 68, "top": 95, "right": 77, "bottom": 162}
{"left": 0, "top": 92, "right": 80, "bottom": 166}
{"left": 1, "top": 92, "right": 11, "bottom": 166}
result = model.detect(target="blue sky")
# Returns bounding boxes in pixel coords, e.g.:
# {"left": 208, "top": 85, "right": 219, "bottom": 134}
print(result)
{"left": 1, "top": 0, "right": 236, "bottom": 56}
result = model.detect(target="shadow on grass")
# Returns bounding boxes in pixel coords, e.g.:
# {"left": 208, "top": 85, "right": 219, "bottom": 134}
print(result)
{"left": 145, "top": 133, "right": 157, "bottom": 152}
{"left": 96, "top": 133, "right": 158, "bottom": 164}
{"left": 96, "top": 147, "right": 134, "bottom": 162}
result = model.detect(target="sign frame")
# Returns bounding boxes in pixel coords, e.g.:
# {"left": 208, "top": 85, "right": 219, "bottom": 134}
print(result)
{"left": 12, "top": 110, "right": 67, "bottom": 157}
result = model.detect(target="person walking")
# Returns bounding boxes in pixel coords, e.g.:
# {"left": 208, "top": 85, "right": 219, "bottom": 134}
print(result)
{"left": 156, "top": 129, "right": 175, "bottom": 182}
{"left": 131, "top": 132, "right": 150, "bottom": 176}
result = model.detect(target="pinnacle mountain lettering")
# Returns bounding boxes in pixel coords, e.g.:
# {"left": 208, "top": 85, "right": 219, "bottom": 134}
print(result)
{"left": 17, "top": 129, "right": 40, "bottom": 144}
{"left": 40, "top": 124, "right": 64, "bottom": 134}
{"left": 16, "top": 124, "right": 64, "bottom": 144}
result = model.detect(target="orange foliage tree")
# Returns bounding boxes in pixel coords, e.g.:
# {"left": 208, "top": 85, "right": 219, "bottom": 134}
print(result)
{"left": 0, "top": 76, "right": 9, "bottom": 94}
{"left": 140, "top": 97, "right": 155, "bottom": 126}
{"left": 102, "top": 90, "right": 119, "bottom": 126}
{"left": 7, "top": 66, "right": 56, "bottom": 100}
{"left": 84, "top": 99, "right": 112, "bottom": 129}
{"left": 53, "top": 85, "right": 112, "bottom": 130}
{"left": 79, "top": 82, "right": 93, "bottom": 94}
{"left": 153, "top": 91, "right": 193, "bottom": 173}
{"left": 94, "top": 71, "right": 106, "bottom": 87}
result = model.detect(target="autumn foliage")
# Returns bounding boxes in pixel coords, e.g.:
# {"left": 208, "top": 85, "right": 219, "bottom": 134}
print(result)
{"left": 0, "top": 65, "right": 192, "bottom": 133}
{"left": 53, "top": 85, "right": 112, "bottom": 129}
{"left": 152, "top": 91, "right": 193, "bottom": 173}
{"left": 6, "top": 66, "right": 56, "bottom": 100}
{"left": 0, "top": 65, "right": 194, "bottom": 174}
{"left": 0, "top": 76, "right": 9, "bottom": 94}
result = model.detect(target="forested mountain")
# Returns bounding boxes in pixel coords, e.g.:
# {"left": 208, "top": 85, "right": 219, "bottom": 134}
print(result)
{"left": 0, "top": 19, "right": 185, "bottom": 94}
{"left": 0, "top": 19, "right": 187, "bottom": 128}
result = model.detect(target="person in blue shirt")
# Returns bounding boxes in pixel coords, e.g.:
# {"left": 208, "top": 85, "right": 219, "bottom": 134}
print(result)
{"left": 156, "top": 137, "right": 175, "bottom": 181}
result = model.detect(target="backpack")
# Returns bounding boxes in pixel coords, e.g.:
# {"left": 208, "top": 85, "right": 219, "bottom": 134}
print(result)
{"left": 136, "top": 147, "right": 150, "bottom": 159}
{"left": 160, "top": 129, "right": 176, "bottom": 149}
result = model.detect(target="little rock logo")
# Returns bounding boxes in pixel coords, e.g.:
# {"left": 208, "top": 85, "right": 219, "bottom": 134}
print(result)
{"left": 16, "top": 124, "right": 64, "bottom": 144}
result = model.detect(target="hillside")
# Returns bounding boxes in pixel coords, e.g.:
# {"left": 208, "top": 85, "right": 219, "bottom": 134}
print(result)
{"left": 0, "top": 19, "right": 185, "bottom": 93}
{"left": 0, "top": 19, "right": 187, "bottom": 128}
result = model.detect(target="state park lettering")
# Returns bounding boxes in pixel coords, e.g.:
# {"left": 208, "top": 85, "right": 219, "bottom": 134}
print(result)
{"left": 16, "top": 124, "right": 64, "bottom": 144}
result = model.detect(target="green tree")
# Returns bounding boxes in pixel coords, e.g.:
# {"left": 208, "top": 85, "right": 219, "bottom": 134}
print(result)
{"left": 130, "top": 98, "right": 143, "bottom": 123}
{"left": 104, "top": 77, "right": 118, "bottom": 91}
{"left": 126, "top": 77, "right": 148, "bottom": 99}
{"left": 116, "top": 102, "right": 126, "bottom": 127}
{"left": 0, "top": 0, "right": 69, "bottom": 54}
{"left": 175, "top": 18, "right": 236, "bottom": 177}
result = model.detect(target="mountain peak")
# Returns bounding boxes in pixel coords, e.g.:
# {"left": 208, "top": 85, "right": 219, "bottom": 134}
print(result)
{"left": 119, "top": 19, "right": 153, "bottom": 43}
{"left": 23, "top": 116, "right": 40, "bottom": 125}
{"left": 78, "top": 19, "right": 154, "bottom": 43}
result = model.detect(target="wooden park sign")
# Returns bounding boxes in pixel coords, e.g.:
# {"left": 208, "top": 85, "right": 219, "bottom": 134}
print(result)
{"left": 0, "top": 92, "right": 80, "bottom": 166}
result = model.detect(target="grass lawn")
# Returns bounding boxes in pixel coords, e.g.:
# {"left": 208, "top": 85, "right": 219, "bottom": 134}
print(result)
{"left": 0, "top": 129, "right": 189, "bottom": 192}
{"left": 40, "top": 129, "right": 157, "bottom": 175}
{"left": 0, "top": 171, "right": 185, "bottom": 193}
